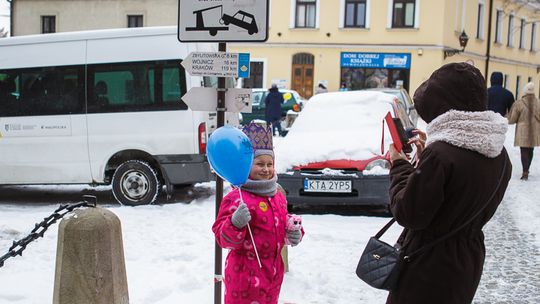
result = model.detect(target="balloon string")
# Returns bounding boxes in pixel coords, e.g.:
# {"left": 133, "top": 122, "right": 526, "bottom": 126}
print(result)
{"left": 238, "top": 188, "right": 262, "bottom": 269}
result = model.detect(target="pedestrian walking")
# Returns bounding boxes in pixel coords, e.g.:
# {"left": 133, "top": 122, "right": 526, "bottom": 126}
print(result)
{"left": 488, "top": 71, "right": 515, "bottom": 116}
{"left": 387, "top": 63, "right": 512, "bottom": 304}
{"left": 212, "top": 122, "right": 304, "bottom": 304}
{"left": 507, "top": 82, "right": 540, "bottom": 180}
{"left": 265, "top": 84, "right": 284, "bottom": 136}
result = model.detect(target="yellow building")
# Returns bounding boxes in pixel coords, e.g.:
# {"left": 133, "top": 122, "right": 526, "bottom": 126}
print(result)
{"left": 7, "top": 0, "right": 540, "bottom": 98}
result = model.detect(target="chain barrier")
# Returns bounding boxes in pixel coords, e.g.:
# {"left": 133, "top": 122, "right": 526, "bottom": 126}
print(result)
{"left": 0, "top": 195, "right": 97, "bottom": 268}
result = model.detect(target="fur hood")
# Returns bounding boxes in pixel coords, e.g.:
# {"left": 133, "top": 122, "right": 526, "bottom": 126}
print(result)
{"left": 426, "top": 110, "right": 508, "bottom": 158}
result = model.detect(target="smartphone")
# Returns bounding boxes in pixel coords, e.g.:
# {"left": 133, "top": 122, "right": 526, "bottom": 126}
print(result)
{"left": 384, "top": 112, "right": 412, "bottom": 153}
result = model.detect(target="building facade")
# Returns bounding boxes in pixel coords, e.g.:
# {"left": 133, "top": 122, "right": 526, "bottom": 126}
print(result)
{"left": 8, "top": 0, "right": 540, "bottom": 98}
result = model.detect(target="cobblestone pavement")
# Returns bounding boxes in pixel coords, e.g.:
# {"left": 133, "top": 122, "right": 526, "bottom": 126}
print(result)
{"left": 474, "top": 202, "right": 540, "bottom": 303}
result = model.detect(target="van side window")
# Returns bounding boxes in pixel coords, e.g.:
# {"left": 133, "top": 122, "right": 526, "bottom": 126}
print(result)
{"left": 87, "top": 60, "right": 187, "bottom": 113}
{"left": 0, "top": 72, "right": 19, "bottom": 116}
{"left": 0, "top": 66, "right": 84, "bottom": 117}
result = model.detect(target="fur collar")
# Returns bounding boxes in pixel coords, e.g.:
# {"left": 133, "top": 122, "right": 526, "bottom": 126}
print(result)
{"left": 426, "top": 110, "right": 507, "bottom": 158}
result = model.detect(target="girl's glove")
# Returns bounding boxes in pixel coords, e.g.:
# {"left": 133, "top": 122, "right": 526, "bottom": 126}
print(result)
{"left": 231, "top": 203, "right": 251, "bottom": 229}
{"left": 286, "top": 229, "right": 302, "bottom": 246}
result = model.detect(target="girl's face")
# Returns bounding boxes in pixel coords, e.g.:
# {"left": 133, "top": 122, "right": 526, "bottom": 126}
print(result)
{"left": 250, "top": 155, "right": 275, "bottom": 180}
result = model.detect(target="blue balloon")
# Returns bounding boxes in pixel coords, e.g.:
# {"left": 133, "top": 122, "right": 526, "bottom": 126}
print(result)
{"left": 207, "top": 125, "right": 254, "bottom": 186}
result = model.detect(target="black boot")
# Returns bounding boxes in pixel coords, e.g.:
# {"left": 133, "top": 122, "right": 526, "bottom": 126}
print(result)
{"left": 521, "top": 171, "right": 529, "bottom": 180}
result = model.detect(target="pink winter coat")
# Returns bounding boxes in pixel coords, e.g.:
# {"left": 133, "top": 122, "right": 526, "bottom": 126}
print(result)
{"left": 212, "top": 188, "right": 291, "bottom": 304}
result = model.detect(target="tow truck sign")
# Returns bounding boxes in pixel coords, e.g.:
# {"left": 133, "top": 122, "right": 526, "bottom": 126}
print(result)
{"left": 177, "top": 0, "right": 269, "bottom": 42}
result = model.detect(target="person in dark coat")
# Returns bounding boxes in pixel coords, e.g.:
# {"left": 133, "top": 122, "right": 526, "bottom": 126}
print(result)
{"left": 387, "top": 63, "right": 512, "bottom": 304}
{"left": 488, "top": 71, "right": 515, "bottom": 116}
{"left": 265, "top": 84, "right": 284, "bottom": 136}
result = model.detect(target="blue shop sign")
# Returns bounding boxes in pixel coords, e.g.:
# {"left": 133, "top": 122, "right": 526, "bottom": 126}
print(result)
{"left": 340, "top": 52, "right": 411, "bottom": 69}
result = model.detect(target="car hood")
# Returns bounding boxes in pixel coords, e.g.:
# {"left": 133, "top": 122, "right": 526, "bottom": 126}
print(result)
{"left": 274, "top": 91, "right": 395, "bottom": 173}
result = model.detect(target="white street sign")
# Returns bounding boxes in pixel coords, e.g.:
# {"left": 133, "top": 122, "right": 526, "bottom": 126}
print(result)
{"left": 178, "top": 0, "right": 269, "bottom": 42}
{"left": 182, "top": 87, "right": 252, "bottom": 113}
{"left": 181, "top": 52, "right": 250, "bottom": 78}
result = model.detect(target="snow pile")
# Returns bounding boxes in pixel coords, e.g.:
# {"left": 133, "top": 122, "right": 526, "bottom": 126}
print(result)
{"left": 275, "top": 91, "right": 396, "bottom": 173}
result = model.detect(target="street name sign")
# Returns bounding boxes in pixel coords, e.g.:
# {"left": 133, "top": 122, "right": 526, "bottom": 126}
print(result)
{"left": 182, "top": 52, "right": 250, "bottom": 78}
{"left": 178, "top": 0, "right": 269, "bottom": 42}
{"left": 182, "top": 87, "right": 252, "bottom": 113}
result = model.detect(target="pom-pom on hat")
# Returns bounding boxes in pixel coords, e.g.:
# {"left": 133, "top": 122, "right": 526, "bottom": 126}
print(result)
{"left": 523, "top": 82, "right": 535, "bottom": 95}
{"left": 242, "top": 121, "right": 274, "bottom": 158}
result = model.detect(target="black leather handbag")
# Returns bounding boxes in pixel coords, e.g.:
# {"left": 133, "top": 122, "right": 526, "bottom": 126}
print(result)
{"left": 356, "top": 156, "right": 507, "bottom": 291}
{"left": 355, "top": 218, "right": 402, "bottom": 290}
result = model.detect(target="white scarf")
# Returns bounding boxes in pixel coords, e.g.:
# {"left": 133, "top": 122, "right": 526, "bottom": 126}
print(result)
{"left": 426, "top": 110, "right": 508, "bottom": 158}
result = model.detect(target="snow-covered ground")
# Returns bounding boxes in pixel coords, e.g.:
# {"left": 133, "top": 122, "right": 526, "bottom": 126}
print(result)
{"left": 0, "top": 124, "right": 539, "bottom": 303}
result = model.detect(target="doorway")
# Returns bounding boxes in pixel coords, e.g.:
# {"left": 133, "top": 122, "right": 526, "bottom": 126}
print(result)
{"left": 291, "top": 53, "right": 314, "bottom": 98}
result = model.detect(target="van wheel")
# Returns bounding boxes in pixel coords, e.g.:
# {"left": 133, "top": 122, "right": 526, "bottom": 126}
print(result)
{"left": 112, "top": 160, "right": 160, "bottom": 206}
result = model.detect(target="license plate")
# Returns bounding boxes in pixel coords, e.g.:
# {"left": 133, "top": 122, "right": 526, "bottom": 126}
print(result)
{"left": 303, "top": 178, "right": 352, "bottom": 193}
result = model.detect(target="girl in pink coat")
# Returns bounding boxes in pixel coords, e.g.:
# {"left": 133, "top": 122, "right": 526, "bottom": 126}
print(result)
{"left": 212, "top": 122, "right": 303, "bottom": 304}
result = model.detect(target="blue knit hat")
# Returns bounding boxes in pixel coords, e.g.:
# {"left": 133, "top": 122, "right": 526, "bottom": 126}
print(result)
{"left": 242, "top": 122, "right": 274, "bottom": 158}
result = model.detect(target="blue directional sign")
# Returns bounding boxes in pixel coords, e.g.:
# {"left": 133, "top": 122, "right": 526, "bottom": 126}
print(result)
{"left": 238, "top": 53, "right": 250, "bottom": 78}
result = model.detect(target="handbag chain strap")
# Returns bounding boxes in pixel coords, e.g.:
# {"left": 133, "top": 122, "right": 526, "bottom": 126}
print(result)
{"left": 375, "top": 151, "right": 508, "bottom": 262}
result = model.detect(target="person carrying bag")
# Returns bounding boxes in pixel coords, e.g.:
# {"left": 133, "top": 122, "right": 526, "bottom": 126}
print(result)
{"left": 357, "top": 63, "right": 512, "bottom": 304}
{"left": 357, "top": 156, "right": 507, "bottom": 291}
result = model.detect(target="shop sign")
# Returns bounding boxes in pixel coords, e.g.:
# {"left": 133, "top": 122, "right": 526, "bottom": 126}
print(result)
{"left": 340, "top": 52, "right": 411, "bottom": 69}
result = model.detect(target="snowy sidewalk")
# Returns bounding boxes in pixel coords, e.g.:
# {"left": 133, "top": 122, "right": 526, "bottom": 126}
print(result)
{"left": 474, "top": 196, "right": 540, "bottom": 303}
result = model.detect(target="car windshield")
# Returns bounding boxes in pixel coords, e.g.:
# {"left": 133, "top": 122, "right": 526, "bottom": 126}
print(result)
{"left": 274, "top": 91, "right": 397, "bottom": 172}
{"left": 251, "top": 91, "right": 266, "bottom": 106}
{"left": 381, "top": 90, "right": 401, "bottom": 100}
{"left": 251, "top": 89, "right": 298, "bottom": 106}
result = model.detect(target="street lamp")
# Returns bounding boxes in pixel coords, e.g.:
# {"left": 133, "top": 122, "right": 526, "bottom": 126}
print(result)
{"left": 444, "top": 30, "right": 470, "bottom": 59}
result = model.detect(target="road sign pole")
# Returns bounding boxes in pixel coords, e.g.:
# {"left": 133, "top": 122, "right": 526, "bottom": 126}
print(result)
{"left": 214, "top": 42, "right": 226, "bottom": 304}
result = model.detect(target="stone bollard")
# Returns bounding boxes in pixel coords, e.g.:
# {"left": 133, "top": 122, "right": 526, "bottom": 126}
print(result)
{"left": 53, "top": 207, "right": 129, "bottom": 304}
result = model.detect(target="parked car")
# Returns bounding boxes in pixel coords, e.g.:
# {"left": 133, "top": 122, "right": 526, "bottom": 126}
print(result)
{"left": 241, "top": 88, "right": 304, "bottom": 129}
{"left": 365, "top": 87, "right": 418, "bottom": 125}
{"left": 275, "top": 90, "right": 417, "bottom": 208}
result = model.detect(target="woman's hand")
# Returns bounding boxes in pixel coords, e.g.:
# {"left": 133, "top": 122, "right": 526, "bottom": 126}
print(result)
{"left": 389, "top": 144, "right": 407, "bottom": 164}
{"left": 408, "top": 129, "right": 427, "bottom": 157}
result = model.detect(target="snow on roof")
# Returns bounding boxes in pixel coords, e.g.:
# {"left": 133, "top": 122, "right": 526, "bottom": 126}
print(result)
{"left": 275, "top": 90, "right": 396, "bottom": 172}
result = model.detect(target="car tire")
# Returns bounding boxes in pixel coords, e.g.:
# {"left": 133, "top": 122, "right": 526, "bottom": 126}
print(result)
{"left": 112, "top": 160, "right": 161, "bottom": 206}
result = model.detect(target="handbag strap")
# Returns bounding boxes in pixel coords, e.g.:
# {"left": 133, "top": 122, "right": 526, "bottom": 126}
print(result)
{"left": 375, "top": 152, "right": 508, "bottom": 261}
{"left": 374, "top": 217, "right": 396, "bottom": 239}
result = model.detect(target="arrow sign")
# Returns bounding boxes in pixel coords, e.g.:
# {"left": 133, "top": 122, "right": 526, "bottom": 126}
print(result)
{"left": 181, "top": 52, "right": 250, "bottom": 78}
{"left": 181, "top": 87, "right": 252, "bottom": 113}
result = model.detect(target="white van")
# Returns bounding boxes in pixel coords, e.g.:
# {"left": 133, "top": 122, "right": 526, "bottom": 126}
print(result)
{"left": 0, "top": 26, "right": 220, "bottom": 205}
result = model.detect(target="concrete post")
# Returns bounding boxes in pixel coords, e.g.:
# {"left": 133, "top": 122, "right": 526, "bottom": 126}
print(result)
{"left": 53, "top": 207, "right": 129, "bottom": 304}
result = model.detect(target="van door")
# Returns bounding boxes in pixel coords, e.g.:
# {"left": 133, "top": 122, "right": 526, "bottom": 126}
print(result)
{"left": 0, "top": 66, "right": 91, "bottom": 184}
